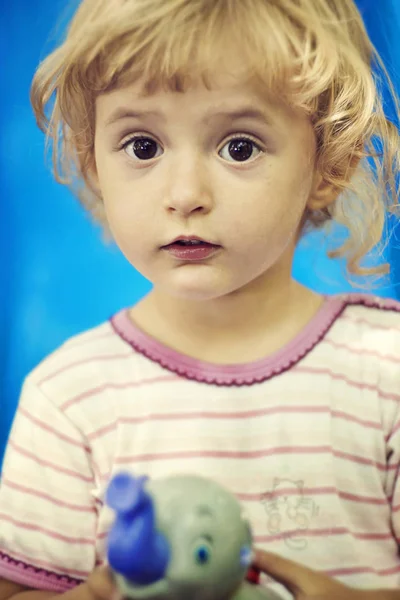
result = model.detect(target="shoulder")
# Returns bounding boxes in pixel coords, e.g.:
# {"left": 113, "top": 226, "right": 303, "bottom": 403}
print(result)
{"left": 25, "top": 309, "right": 157, "bottom": 410}
{"left": 327, "top": 294, "right": 400, "bottom": 403}
{"left": 340, "top": 292, "right": 400, "bottom": 322}
{"left": 28, "top": 316, "right": 121, "bottom": 383}
{"left": 335, "top": 293, "right": 400, "bottom": 356}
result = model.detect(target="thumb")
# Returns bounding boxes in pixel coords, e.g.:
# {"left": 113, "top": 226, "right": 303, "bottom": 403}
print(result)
{"left": 252, "top": 549, "right": 335, "bottom": 596}
{"left": 87, "top": 565, "right": 119, "bottom": 600}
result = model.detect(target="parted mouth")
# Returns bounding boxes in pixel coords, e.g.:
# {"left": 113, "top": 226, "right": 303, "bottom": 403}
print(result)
{"left": 161, "top": 235, "right": 221, "bottom": 248}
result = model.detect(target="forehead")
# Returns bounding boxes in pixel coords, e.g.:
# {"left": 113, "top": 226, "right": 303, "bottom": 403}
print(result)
{"left": 95, "top": 65, "right": 305, "bottom": 132}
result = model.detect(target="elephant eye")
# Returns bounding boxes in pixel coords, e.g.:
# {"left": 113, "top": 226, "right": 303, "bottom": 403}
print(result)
{"left": 193, "top": 539, "right": 213, "bottom": 565}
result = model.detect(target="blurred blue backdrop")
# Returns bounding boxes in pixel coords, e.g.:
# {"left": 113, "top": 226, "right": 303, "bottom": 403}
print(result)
{"left": 1, "top": 0, "right": 399, "bottom": 466}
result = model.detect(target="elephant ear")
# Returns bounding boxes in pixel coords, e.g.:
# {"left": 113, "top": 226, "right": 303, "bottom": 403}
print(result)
{"left": 106, "top": 471, "right": 170, "bottom": 585}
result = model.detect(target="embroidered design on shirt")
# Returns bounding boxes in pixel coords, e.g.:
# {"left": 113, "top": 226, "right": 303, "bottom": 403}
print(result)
{"left": 261, "top": 478, "right": 319, "bottom": 550}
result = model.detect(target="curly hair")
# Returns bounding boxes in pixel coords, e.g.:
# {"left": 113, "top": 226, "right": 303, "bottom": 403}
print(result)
{"left": 30, "top": 0, "right": 400, "bottom": 276}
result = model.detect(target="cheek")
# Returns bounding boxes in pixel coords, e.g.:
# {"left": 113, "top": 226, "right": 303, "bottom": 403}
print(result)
{"left": 96, "top": 154, "right": 162, "bottom": 227}
{"left": 105, "top": 201, "right": 153, "bottom": 250}
{"left": 224, "top": 165, "right": 313, "bottom": 240}
{"left": 98, "top": 173, "right": 154, "bottom": 239}
{"left": 101, "top": 196, "right": 147, "bottom": 262}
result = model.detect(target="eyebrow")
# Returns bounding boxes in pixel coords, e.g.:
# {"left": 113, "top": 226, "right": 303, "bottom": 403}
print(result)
{"left": 208, "top": 108, "right": 272, "bottom": 125}
{"left": 104, "top": 106, "right": 272, "bottom": 128}
{"left": 105, "top": 109, "right": 166, "bottom": 127}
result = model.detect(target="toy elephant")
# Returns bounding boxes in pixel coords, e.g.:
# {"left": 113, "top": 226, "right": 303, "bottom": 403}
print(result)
{"left": 105, "top": 472, "right": 283, "bottom": 600}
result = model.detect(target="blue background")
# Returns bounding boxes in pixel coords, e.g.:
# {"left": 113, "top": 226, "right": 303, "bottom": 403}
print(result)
{"left": 1, "top": 0, "right": 399, "bottom": 465}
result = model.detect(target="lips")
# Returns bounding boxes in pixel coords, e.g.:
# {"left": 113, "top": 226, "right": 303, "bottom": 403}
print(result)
{"left": 162, "top": 236, "right": 218, "bottom": 247}
{"left": 161, "top": 236, "right": 221, "bottom": 261}
{"left": 169, "top": 240, "right": 209, "bottom": 247}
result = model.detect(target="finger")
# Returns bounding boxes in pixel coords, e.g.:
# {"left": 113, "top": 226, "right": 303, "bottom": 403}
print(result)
{"left": 87, "top": 565, "right": 117, "bottom": 600}
{"left": 253, "top": 549, "right": 330, "bottom": 595}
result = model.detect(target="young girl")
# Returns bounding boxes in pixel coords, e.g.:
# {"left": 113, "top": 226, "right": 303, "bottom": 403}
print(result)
{"left": 1, "top": 1, "right": 400, "bottom": 599}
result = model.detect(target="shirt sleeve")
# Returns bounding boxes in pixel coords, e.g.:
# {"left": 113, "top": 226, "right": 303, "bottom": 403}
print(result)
{"left": 0, "top": 376, "right": 98, "bottom": 592}
{"left": 377, "top": 310, "right": 400, "bottom": 548}
{"left": 386, "top": 410, "right": 400, "bottom": 546}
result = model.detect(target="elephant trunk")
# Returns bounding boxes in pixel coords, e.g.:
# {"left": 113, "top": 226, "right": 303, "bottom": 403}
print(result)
{"left": 106, "top": 472, "right": 170, "bottom": 585}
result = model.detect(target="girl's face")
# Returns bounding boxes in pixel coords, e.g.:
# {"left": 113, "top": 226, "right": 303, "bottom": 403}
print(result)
{"left": 93, "top": 68, "right": 322, "bottom": 301}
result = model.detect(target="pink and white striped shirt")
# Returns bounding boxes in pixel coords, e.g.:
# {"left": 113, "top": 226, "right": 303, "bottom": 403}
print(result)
{"left": 0, "top": 293, "right": 399, "bottom": 600}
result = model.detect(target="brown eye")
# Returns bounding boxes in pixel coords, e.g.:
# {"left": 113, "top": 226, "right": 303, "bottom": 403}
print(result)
{"left": 229, "top": 139, "right": 253, "bottom": 161}
{"left": 219, "top": 137, "right": 262, "bottom": 163}
{"left": 123, "top": 136, "right": 162, "bottom": 161}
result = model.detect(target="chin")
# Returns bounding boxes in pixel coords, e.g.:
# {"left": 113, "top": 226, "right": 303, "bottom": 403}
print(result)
{"left": 167, "top": 286, "right": 228, "bottom": 302}
{"left": 158, "top": 277, "right": 235, "bottom": 302}
{"left": 156, "top": 268, "right": 260, "bottom": 302}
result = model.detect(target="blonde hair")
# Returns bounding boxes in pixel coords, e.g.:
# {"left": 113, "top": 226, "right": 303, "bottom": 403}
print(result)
{"left": 31, "top": 0, "right": 400, "bottom": 277}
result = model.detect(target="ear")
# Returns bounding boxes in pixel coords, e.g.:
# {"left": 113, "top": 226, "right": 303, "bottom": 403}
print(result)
{"left": 307, "top": 153, "right": 361, "bottom": 212}
{"left": 307, "top": 171, "right": 338, "bottom": 212}
{"left": 87, "top": 149, "right": 99, "bottom": 180}
{"left": 86, "top": 154, "right": 101, "bottom": 196}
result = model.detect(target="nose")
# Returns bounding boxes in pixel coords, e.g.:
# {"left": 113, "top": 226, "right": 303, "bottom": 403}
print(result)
{"left": 164, "top": 155, "right": 213, "bottom": 217}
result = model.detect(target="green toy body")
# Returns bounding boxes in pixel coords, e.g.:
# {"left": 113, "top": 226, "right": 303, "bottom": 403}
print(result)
{"left": 106, "top": 473, "right": 282, "bottom": 600}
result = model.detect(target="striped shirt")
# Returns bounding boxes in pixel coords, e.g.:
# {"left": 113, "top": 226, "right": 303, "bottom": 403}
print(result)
{"left": 0, "top": 293, "right": 399, "bottom": 600}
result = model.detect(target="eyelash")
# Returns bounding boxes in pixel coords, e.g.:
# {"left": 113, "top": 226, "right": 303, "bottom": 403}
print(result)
{"left": 118, "top": 132, "right": 265, "bottom": 162}
{"left": 119, "top": 133, "right": 156, "bottom": 152}
{"left": 219, "top": 133, "right": 264, "bottom": 150}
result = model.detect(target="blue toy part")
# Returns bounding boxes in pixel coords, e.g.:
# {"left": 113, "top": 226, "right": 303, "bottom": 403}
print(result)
{"left": 106, "top": 472, "right": 170, "bottom": 585}
{"left": 105, "top": 472, "right": 284, "bottom": 600}
{"left": 240, "top": 546, "right": 253, "bottom": 569}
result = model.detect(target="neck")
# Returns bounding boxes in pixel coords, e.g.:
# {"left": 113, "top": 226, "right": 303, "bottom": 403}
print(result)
{"left": 153, "top": 273, "right": 300, "bottom": 335}
{"left": 130, "top": 259, "right": 324, "bottom": 364}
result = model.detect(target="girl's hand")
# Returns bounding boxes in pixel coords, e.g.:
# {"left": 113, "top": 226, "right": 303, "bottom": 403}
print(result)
{"left": 86, "top": 566, "right": 120, "bottom": 600}
{"left": 253, "top": 549, "right": 392, "bottom": 600}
